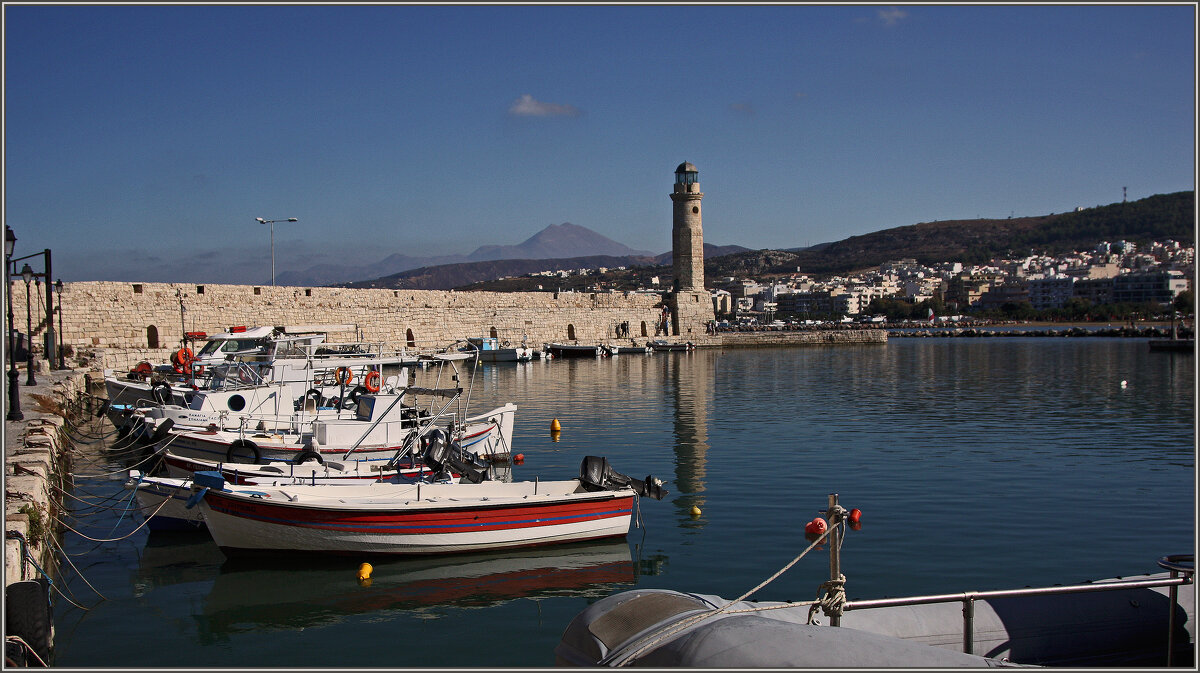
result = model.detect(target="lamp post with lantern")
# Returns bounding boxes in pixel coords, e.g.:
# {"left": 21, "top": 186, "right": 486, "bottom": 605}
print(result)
{"left": 256, "top": 217, "right": 298, "bottom": 286}
{"left": 5, "top": 225, "right": 21, "bottom": 420}
{"left": 20, "top": 263, "right": 35, "bottom": 386}
{"left": 20, "top": 265, "right": 35, "bottom": 386}
{"left": 54, "top": 279, "right": 65, "bottom": 369}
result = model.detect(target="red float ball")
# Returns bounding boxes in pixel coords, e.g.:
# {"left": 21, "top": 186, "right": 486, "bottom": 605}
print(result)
{"left": 804, "top": 517, "right": 828, "bottom": 535}
{"left": 848, "top": 508, "right": 862, "bottom": 525}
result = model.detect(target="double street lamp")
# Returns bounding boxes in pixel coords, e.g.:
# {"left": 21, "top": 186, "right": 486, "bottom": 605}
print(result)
{"left": 256, "top": 217, "right": 298, "bottom": 286}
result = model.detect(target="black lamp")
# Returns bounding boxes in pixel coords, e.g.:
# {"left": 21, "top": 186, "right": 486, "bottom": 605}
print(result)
{"left": 5, "top": 226, "right": 21, "bottom": 420}
{"left": 55, "top": 279, "right": 64, "bottom": 369}
{"left": 21, "top": 263, "right": 35, "bottom": 386}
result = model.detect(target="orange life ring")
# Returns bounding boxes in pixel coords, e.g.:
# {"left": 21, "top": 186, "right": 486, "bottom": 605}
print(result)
{"left": 364, "top": 371, "right": 381, "bottom": 393}
{"left": 335, "top": 367, "right": 354, "bottom": 386}
{"left": 172, "top": 347, "right": 195, "bottom": 374}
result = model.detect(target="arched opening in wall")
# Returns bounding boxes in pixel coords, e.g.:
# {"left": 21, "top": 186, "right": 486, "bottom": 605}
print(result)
{"left": 567, "top": 324, "right": 576, "bottom": 341}
{"left": 406, "top": 329, "right": 415, "bottom": 348}
{"left": 640, "top": 321, "right": 648, "bottom": 337}
{"left": 490, "top": 327, "right": 498, "bottom": 339}
{"left": 147, "top": 325, "right": 159, "bottom": 349}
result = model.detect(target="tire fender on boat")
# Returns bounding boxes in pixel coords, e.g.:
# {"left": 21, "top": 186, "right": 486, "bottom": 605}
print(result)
{"left": 293, "top": 449, "right": 324, "bottom": 465}
{"left": 226, "top": 439, "right": 261, "bottom": 465}
{"left": 151, "top": 380, "right": 172, "bottom": 405}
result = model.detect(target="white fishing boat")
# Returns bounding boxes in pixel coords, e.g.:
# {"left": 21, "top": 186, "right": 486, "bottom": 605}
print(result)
{"left": 556, "top": 497, "right": 1195, "bottom": 668}
{"left": 461, "top": 336, "right": 534, "bottom": 362}
{"left": 150, "top": 352, "right": 517, "bottom": 464}
{"left": 183, "top": 455, "right": 666, "bottom": 556}
{"left": 103, "top": 324, "right": 416, "bottom": 421}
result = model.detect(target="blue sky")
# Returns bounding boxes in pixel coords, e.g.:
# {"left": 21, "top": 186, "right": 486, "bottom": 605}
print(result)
{"left": 4, "top": 4, "right": 1195, "bottom": 284}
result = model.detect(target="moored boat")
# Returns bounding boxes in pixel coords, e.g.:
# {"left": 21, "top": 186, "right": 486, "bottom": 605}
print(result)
{"left": 188, "top": 455, "right": 667, "bottom": 556}
{"left": 556, "top": 497, "right": 1195, "bottom": 668}
{"left": 461, "top": 336, "right": 534, "bottom": 362}
{"left": 546, "top": 342, "right": 605, "bottom": 358}
{"left": 650, "top": 339, "right": 695, "bottom": 352}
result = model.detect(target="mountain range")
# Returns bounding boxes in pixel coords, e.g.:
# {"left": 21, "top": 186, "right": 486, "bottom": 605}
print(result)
{"left": 292, "top": 191, "right": 1193, "bottom": 291}
{"left": 274, "top": 222, "right": 661, "bottom": 287}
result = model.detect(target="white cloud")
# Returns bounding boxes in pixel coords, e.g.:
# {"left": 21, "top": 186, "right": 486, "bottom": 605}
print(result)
{"left": 878, "top": 6, "right": 908, "bottom": 26}
{"left": 508, "top": 94, "right": 582, "bottom": 117}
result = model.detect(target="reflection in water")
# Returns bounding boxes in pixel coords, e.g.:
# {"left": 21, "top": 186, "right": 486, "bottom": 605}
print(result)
{"left": 662, "top": 351, "right": 711, "bottom": 525}
{"left": 193, "top": 540, "right": 634, "bottom": 640}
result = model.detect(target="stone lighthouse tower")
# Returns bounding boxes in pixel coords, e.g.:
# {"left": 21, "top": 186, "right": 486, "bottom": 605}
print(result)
{"left": 665, "top": 161, "right": 715, "bottom": 337}
{"left": 671, "top": 161, "right": 705, "bottom": 292}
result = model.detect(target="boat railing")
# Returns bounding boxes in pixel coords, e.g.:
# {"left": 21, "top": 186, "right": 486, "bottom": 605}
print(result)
{"left": 815, "top": 494, "right": 1194, "bottom": 663}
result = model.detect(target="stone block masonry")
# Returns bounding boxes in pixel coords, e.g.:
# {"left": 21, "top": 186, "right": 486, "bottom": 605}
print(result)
{"left": 17, "top": 282, "right": 669, "bottom": 371}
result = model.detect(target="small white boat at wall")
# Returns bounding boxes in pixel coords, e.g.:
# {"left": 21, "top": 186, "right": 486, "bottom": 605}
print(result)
{"left": 182, "top": 455, "right": 667, "bottom": 556}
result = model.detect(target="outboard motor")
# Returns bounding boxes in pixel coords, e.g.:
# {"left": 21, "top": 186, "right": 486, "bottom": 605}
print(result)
{"left": 421, "top": 429, "right": 452, "bottom": 472}
{"left": 579, "top": 456, "right": 668, "bottom": 500}
{"left": 421, "top": 430, "right": 489, "bottom": 484}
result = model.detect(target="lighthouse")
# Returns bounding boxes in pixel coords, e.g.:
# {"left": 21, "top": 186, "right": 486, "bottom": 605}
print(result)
{"left": 665, "top": 162, "right": 715, "bottom": 337}
{"left": 671, "top": 162, "right": 705, "bottom": 293}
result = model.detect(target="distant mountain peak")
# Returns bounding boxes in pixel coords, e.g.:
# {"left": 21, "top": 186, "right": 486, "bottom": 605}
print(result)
{"left": 466, "top": 222, "right": 656, "bottom": 262}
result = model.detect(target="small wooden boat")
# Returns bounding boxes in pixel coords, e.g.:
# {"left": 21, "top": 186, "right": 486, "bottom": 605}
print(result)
{"left": 605, "top": 343, "right": 652, "bottom": 355}
{"left": 461, "top": 336, "right": 534, "bottom": 362}
{"left": 650, "top": 340, "right": 695, "bottom": 352}
{"left": 187, "top": 456, "right": 666, "bottom": 556}
{"left": 546, "top": 342, "right": 606, "bottom": 358}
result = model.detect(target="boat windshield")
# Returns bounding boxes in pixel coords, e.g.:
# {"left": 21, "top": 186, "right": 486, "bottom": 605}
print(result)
{"left": 196, "top": 338, "right": 269, "bottom": 358}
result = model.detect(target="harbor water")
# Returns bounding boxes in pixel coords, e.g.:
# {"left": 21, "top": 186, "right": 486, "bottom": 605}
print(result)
{"left": 51, "top": 338, "right": 1194, "bottom": 667}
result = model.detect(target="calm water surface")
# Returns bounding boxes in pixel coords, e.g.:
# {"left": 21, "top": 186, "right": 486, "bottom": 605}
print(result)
{"left": 51, "top": 339, "right": 1195, "bottom": 667}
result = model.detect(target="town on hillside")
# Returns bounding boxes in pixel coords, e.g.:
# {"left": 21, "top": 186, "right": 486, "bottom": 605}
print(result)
{"left": 502, "top": 238, "right": 1195, "bottom": 327}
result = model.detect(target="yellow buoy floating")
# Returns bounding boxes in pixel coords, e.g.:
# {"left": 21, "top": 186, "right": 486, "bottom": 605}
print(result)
{"left": 357, "top": 562, "right": 373, "bottom": 583}
{"left": 690, "top": 505, "right": 702, "bottom": 517}
{"left": 551, "top": 418, "right": 562, "bottom": 432}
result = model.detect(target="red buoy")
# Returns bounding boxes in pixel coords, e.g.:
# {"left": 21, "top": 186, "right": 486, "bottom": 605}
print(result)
{"left": 804, "top": 517, "right": 827, "bottom": 535}
{"left": 848, "top": 508, "right": 862, "bottom": 525}
{"left": 513, "top": 453, "right": 525, "bottom": 464}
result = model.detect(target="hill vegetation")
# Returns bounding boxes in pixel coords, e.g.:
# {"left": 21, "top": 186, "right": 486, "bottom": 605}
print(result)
{"left": 349, "top": 191, "right": 1194, "bottom": 292}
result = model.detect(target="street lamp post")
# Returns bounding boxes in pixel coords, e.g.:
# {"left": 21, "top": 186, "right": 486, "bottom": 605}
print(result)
{"left": 21, "top": 263, "right": 35, "bottom": 386}
{"left": 5, "top": 226, "right": 21, "bottom": 421}
{"left": 256, "top": 217, "right": 298, "bottom": 286}
{"left": 54, "top": 279, "right": 65, "bottom": 369}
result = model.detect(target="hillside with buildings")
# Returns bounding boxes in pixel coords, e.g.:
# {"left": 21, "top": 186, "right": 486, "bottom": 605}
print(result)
{"left": 459, "top": 191, "right": 1195, "bottom": 322}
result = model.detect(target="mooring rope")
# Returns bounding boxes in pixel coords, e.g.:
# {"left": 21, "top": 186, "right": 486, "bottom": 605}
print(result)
{"left": 601, "top": 514, "right": 838, "bottom": 667}
{"left": 54, "top": 492, "right": 172, "bottom": 543}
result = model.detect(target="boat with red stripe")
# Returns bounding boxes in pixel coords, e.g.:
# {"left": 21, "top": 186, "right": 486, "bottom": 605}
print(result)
{"left": 180, "top": 456, "right": 667, "bottom": 556}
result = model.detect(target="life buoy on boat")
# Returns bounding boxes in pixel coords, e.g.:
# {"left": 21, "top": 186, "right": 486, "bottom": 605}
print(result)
{"left": 226, "top": 440, "right": 261, "bottom": 465}
{"left": 130, "top": 361, "right": 154, "bottom": 378}
{"left": 335, "top": 367, "right": 354, "bottom": 386}
{"left": 171, "top": 347, "right": 195, "bottom": 374}
{"left": 364, "top": 370, "right": 381, "bottom": 393}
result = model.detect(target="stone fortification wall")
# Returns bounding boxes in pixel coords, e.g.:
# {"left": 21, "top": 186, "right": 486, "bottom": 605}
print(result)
{"left": 15, "top": 281, "right": 667, "bottom": 371}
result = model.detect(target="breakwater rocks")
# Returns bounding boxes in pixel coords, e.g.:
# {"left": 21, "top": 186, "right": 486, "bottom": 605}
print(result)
{"left": 718, "top": 330, "right": 887, "bottom": 347}
{"left": 889, "top": 325, "right": 1194, "bottom": 339}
